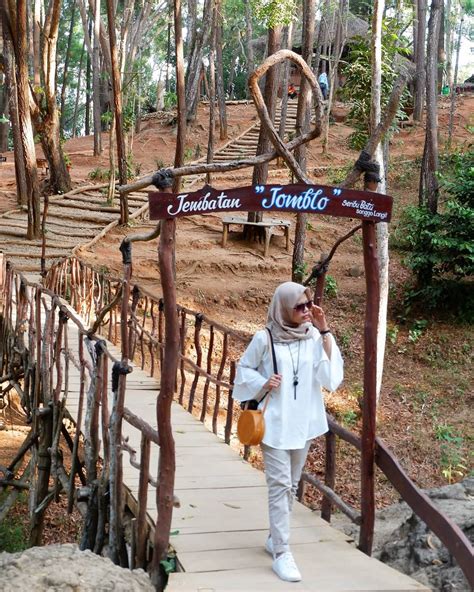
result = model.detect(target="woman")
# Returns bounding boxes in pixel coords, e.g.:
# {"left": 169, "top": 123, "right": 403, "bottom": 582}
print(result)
{"left": 233, "top": 282, "right": 343, "bottom": 582}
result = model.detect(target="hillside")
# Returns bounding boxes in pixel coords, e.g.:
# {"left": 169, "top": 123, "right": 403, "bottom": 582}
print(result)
{"left": 0, "top": 96, "right": 472, "bottom": 518}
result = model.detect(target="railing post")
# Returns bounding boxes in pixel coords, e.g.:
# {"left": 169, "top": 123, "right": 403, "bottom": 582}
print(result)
{"left": 152, "top": 178, "right": 178, "bottom": 589}
{"left": 359, "top": 220, "right": 379, "bottom": 555}
{"left": 136, "top": 433, "right": 151, "bottom": 569}
{"left": 321, "top": 430, "right": 336, "bottom": 522}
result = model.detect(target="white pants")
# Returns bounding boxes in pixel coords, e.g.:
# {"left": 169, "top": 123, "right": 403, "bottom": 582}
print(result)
{"left": 261, "top": 440, "right": 312, "bottom": 555}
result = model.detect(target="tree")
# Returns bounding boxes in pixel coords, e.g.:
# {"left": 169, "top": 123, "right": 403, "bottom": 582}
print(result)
{"left": 215, "top": 0, "right": 228, "bottom": 140}
{"left": 369, "top": 0, "right": 388, "bottom": 401}
{"left": 413, "top": 0, "right": 427, "bottom": 121}
{"left": 29, "top": 0, "right": 73, "bottom": 195}
{"left": 185, "top": 0, "right": 213, "bottom": 121}
{"left": 248, "top": 0, "right": 295, "bottom": 229}
{"left": 3, "top": 1, "right": 42, "bottom": 238}
{"left": 1, "top": 15, "right": 28, "bottom": 206}
{"left": 292, "top": 0, "right": 316, "bottom": 281}
{"left": 105, "top": 0, "right": 128, "bottom": 223}
{"left": 419, "top": 0, "right": 442, "bottom": 216}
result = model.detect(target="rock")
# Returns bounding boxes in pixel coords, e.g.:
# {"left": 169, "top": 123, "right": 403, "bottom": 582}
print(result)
{"left": 347, "top": 265, "right": 364, "bottom": 278}
{"left": 332, "top": 479, "right": 473, "bottom": 592}
{"left": 0, "top": 544, "right": 155, "bottom": 592}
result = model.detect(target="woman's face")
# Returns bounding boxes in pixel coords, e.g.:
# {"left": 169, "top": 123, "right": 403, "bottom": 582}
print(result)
{"left": 290, "top": 293, "right": 313, "bottom": 326}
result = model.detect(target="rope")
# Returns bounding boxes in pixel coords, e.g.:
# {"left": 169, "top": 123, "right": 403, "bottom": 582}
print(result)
{"left": 354, "top": 150, "right": 382, "bottom": 184}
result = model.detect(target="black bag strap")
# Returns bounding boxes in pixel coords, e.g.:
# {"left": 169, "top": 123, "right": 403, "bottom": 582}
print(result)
{"left": 257, "top": 328, "right": 277, "bottom": 406}
{"left": 266, "top": 327, "right": 278, "bottom": 374}
{"left": 242, "top": 328, "right": 278, "bottom": 410}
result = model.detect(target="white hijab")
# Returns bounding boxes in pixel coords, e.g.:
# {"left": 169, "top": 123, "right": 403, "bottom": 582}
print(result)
{"left": 266, "top": 282, "right": 313, "bottom": 343}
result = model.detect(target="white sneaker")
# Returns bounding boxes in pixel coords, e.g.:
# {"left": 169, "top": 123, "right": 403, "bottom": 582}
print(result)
{"left": 272, "top": 551, "right": 302, "bottom": 582}
{"left": 265, "top": 535, "right": 273, "bottom": 556}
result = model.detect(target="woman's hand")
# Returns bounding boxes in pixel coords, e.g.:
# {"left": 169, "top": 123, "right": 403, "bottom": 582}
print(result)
{"left": 263, "top": 374, "right": 282, "bottom": 391}
{"left": 309, "top": 305, "right": 329, "bottom": 332}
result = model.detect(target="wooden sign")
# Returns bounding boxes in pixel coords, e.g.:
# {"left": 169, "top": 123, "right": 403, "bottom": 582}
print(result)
{"left": 149, "top": 183, "right": 392, "bottom": 222}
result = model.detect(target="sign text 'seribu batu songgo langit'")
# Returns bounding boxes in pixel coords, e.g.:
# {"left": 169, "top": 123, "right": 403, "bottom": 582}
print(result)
{"left": 148, "top": 184, "right": 393, "bottom": 223}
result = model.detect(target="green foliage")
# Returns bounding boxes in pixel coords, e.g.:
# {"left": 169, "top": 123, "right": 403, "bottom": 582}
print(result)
{"left": 251, "top": 0, "right": 296, "bottom": 27}
{"left": 293, "top": 262, "right": 308, "bottom": 283}
{"left": 88, "top": 167, "right": 112, "bottom": 182}
{"left": 341, "top": 409, "right": 359, "bottom": 428}
{"left": 394, "top": 149, "right": 474, "bottom": 318}
{"left": 341, "top": 19, "right": 410, "bottom": 147}
{"left": 0, "top": 493, "right": 28, "bottom": 553}
{"left": 101, "top": 111, "right": 114, "bottom": 128}
{"left": 324, "top": 275, "right": 338, "bottom": 298}
{"left": 408, "top": 319, "right": 428, "bottom": 343}
{"left": 326, "top": 164, "right": 352, "bottom": 186}
{"left": 164, "top": 91, "right": 177, "bottom": 110}
{"left": 387, "top": 323, "right": 399, "bottom": 344}
{"left": 434, "top": 423, "right": 470, "bottom": 484}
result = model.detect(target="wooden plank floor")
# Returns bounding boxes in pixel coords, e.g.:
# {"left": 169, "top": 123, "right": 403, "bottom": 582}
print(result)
{"left": 57, "top": 316, "right": 428, "bottom": 592}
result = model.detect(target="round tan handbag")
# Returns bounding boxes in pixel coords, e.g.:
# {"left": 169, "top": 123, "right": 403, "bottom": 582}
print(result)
{"left": 236, "top": 328, "right": 277, "bottom": 446}
{"left": 237, "top": 396, "right": 270, "bottom": 446}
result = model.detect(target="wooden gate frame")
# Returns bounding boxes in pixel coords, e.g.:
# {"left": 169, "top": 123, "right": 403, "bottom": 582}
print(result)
{"left": 148, "top": 180, "right": 392, "bottom": 557}
{"left": 114, "top": 49, "right": 473, "bottom": 587}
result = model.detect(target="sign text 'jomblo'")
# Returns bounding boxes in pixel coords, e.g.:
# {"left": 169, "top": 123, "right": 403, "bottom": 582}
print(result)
{"left": 148, "top": 184, "right": 392, "bottom": 222}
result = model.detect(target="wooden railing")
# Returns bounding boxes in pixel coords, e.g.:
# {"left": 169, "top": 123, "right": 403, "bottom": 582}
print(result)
{"left": 45, "top": 257, "right": 250, "bottom": 450}
{"left": 42, "top": 256, "right": 474, "bottom": 587}
{"left": 0, "top": 258, "right": 160, "bottom": 571}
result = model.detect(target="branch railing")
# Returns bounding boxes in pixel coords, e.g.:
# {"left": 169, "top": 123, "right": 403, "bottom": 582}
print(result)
{"left": 45, "top": 257, "right": 250, "bottom": 450}
{"left": 42, "top": 255, "right": 474, "bottom": 586}
{"left": 0, "top": 257, "right": 161, "bottom": 572}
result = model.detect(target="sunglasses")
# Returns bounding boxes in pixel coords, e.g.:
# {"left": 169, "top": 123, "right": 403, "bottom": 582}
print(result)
{"left": 293, "top": 300, "right": 313, "bottom": 313}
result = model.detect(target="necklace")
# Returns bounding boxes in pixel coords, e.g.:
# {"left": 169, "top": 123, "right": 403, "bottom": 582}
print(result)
{"left": 286, "top": 341, "right": 301, "bottom": 400}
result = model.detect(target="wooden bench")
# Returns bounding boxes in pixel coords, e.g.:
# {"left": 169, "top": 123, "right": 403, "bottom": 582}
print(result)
{"left": 221, "top": 216, "right": 291, "bottom": 258}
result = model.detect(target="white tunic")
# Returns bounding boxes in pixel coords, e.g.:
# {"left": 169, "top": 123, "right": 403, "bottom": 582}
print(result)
{"left": 233, "top": 327, "right": 343, "bottom": 450}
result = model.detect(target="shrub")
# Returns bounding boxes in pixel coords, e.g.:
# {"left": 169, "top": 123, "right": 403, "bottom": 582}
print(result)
{"left": 395, "top": 148, "right": 474, "bottom": 318}
{"left": 341, "top": 19, "right": 410, "bottom": 148}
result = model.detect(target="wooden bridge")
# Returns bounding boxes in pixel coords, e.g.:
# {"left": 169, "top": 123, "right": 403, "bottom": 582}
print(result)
{"left": 2, "top": 254, "right": 472, "bottom": 590}
{"left": 0, "top": 110, "right": 473, "bottom": 589}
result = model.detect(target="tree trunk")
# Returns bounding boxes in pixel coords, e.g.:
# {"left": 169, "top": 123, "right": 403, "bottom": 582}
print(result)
{"left": 59, "top": 0, "right": 77, "bottom": 134}
{"left": 173, "top": 0, "right": 187, "bottom": 193}
{"left": 93, "top": 0, "right": 102, "bottom": 154}
{"left": 206, "top": 0, "right": 217, "bottom": 184}
{"left": 106, "top": 0, "right": 128, "bottom": 221}
{"left": 7, "top": 0, "right": 41, "bottom": 238}
{"left": 185, "top": 0, "right": 213, "bottom": 122}
{"left": 85, "top": 21, "right": 92, "bottom": 136}
{"left": 445, "top": 0, "right": 453, "bottom": 88}
{"left": 250, "top": 25, "right": 281, "bottom": 224}
{"left": 33, "top": 0, "right": 41, "bottom": 88}
{"left": 419, "top": 0, "right": 442, "bottom": 215}
{"left": 33, "top": 0, "right": 72, "bottom": 194}
{"left": 437, "top": 0, "right": 445, "bottom": 92}
{"left": 321, "top": 0, "right": 348, "bottom": 154}
{"left": 278, "top": 23, "right": 294, "bottom": 140}
{"left": 0, "top": 70, "right": 8, "bottom": 152}
{"left": 149, "top": 1, "right": 184, "bottom": 584}
{"left": 165, "top": 4, "right": 172, "bottom": 93}
{"left": 292, "top": 0, "right": 315, "bottom": 282}
{"left": 187, "top": 0, "right": 197, "bottom": 59}
{"left": 368, "top": 0, "right": 389, "bottom": 401}
{"left": 2, "top": 18, "right": 28, "bottom": 205}
{"left": 72, "top": 39, "right": 86, "bottom": 137}
{"left": 447, "top": 15, "right": 463, "bottom": 147}
{"left": 215, "top": 0, "right": 227, "bottom": 140}
{"left": 243, "top": 0, "right": 254, "bottom": 99}
{"left": 413, "top": 0, "right": 427, "bottom": 121}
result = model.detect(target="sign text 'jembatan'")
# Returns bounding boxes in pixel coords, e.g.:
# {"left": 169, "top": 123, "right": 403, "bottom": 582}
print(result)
{"left": 148, "top": 184, "right": 392, "bottom": 222}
